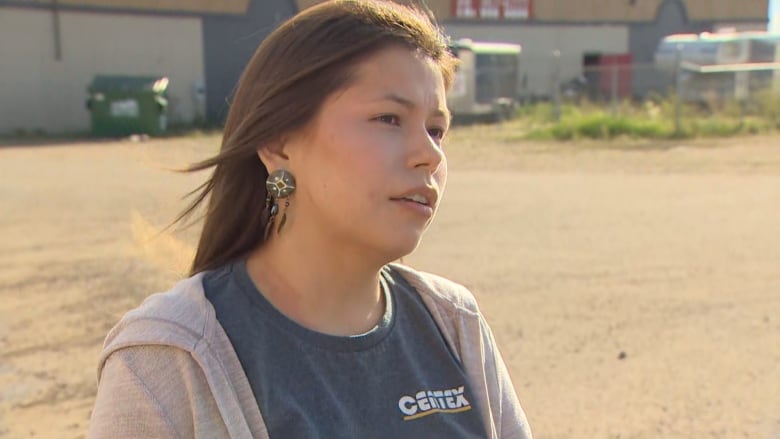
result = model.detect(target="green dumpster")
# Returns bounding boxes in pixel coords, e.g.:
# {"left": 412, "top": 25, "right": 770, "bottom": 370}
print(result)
{"left": 86, "top": 75, "right": 169, "bottom": 137}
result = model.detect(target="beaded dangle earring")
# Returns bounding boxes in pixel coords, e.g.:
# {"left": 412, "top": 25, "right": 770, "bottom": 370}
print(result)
{"left": 263, "top": 169, "right": 296, "bottom": 241}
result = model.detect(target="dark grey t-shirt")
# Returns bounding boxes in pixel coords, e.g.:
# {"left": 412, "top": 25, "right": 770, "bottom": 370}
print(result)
{"left": 204, "top": 261, "right": 486, "bottom": 438}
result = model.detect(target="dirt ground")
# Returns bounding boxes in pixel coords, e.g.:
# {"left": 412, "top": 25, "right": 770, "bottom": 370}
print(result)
{"left": 1, "top": 127, "right": 778, "bottom": 438}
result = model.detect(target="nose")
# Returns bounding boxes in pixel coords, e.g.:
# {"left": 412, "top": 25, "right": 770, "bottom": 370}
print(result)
{"left": 408, "top": 127, "right": 445, "bottom": 173}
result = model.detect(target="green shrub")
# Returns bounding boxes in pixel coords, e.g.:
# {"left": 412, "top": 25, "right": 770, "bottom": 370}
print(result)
{"left": 519, "top": 93, "right": 780, "bottom": 141}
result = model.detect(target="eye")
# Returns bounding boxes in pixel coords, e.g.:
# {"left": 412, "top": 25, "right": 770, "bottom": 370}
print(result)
{"left": 375, "top": 114, "right": 400, "bottom": 126}
{"left": 427, "top": 127, "right": 446, "bottom": 141}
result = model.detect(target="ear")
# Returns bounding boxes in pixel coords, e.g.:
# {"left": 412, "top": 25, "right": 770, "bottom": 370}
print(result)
{"left": 257, "top": 139, "right": 291, "bottom": 172}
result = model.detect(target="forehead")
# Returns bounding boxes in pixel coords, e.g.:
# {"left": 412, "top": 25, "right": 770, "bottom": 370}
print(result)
{"left": 337, "top": 46, "right": 447, "bottom": 106}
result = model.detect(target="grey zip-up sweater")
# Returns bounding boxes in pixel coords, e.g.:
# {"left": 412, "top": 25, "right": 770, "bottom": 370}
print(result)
{"left": 88, "top": 264, "right": 533, "bottom": 438}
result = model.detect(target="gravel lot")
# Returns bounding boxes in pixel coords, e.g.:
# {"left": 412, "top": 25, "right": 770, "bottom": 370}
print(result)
{"left": 1, "top": 129, "right": 778, "bottom": 438}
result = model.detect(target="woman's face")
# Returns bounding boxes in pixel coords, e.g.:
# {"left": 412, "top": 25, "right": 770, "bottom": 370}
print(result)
{"left": 277, "top": 45, "right": 450, "bottom": 261}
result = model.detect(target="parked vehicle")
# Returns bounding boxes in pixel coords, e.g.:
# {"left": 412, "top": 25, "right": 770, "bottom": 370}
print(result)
{"left": 654, "top": 31, "right": 780, "bottom": 102}
{"left": 655, "top": 31, "right": 780, "bottom": 69}
{"left": 447, "top": 38, "right": 523, "bottom": 122}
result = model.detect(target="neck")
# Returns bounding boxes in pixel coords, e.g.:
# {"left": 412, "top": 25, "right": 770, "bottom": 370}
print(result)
{"left": 245, "top": 228, "right": 388, "bottom": 336}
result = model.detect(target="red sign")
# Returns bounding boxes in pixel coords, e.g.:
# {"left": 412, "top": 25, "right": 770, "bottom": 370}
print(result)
{"left": 451, "top": 0, "right": 532, "bottom": 19}
{"left": 503, "top": 0, "right": 531, "bottom": 19}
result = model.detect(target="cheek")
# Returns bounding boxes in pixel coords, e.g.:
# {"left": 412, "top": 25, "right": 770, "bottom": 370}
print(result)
{"left": 347, "top": 154, "right": 391, "bottom": 203}
{"left": 332, "top": 130, "right": 395, "bottom": 182}
{"left": 304, "top": 130, "right": 385, "bottom": 200}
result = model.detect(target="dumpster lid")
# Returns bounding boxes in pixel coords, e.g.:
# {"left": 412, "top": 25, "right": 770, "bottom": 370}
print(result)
{"left": 88, "top": 75, "right": 169, "bottom": 94}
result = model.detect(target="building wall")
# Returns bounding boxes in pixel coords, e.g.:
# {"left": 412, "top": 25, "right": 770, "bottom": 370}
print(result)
{"left": 627, "top": 1, "right": 711, "bottom": 96}
{"left": 201, "top": 0, "right": 297, "bottom": 124}
{"left": 424, "top": 0, "right": 768, "bottom": 22}
{"left": 30, "top": 0, "right": 760, "bottom": 23}
{"left": 0, "top": 7, "right": 205, "bottom": 134}
{"left": 443, "top": 23, "right": 629, "bottom": 98}
{"left": 712, "top": 22, "right": 770, "bottom": 32}
{"left": 532, "top": 0, "right": 768, "bottom": 22}
{"left": 296, "top": 0, "right": 453, "bottom": 17}
{"left": 0, "top": 0, "right": 249, "bottom": 14}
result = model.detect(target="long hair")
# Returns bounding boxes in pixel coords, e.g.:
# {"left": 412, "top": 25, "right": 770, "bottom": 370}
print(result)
{"left": 175, "top": 0, "right": 457, "bottom": 275}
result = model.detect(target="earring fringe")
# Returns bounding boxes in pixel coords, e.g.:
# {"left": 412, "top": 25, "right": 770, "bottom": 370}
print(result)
{"left": 277, "top": 199, "right": 290, "bottom": 234}
{"left": 263, "top": 198, "right": 278, "bottom": 242}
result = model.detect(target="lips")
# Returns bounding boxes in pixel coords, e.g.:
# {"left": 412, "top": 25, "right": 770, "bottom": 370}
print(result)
{"left": 399, "top": 194, "right": 428, "bottom": 205}
{"left": 390, "top": 186, "right": 438, "bottom": 207}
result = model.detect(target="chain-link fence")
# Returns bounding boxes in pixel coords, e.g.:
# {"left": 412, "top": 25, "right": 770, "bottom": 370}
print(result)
{"left": 549, "top": 58, "right": 780, "bottom": 104}
{"left": 526, "top": 49, "right": 780, "bottom": 134}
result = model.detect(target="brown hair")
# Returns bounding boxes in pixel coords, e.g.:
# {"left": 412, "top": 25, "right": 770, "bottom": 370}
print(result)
{"left": 176, "top": 0, "right": 457, "bottom": 275}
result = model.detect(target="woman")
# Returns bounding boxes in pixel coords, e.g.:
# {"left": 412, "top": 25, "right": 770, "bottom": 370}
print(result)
{"left": 88, "top": 1, "right": 532, "bottom": 437}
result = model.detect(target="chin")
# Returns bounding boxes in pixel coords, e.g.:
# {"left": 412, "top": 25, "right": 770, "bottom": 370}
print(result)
{"left": 378, "top": 232, "right": 424, "bottom": 264}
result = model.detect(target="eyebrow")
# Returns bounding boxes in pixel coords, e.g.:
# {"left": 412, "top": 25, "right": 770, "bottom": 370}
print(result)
{"left": 378, "top": 93, "right": 451, "bottom": 121}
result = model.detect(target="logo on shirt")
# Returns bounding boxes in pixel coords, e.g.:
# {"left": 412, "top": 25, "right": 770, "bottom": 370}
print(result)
{"left": 397, "top": 385, "right": 472, "bottom": 421}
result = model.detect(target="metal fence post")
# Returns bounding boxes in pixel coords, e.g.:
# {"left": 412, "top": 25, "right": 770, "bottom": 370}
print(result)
{"left": 674, "top": 44, "right": 683, "bottom": 136}
{"left": 552, "top": 50, "right": 561, "bottom": 122}
{"left": 611, "top": 63, "right": 619, "bottom": 116}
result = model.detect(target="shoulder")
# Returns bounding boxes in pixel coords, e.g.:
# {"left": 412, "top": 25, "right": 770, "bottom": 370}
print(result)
{"left": 388, "top": 263, "right": 481, "bottom": 317}
{"left": 388, "top": 264, "right": 490, "bottom": 371}
{"left": 99, "top": 273, "right": 217, "bottom": 373}
{"left": 91, "top": 343, "right": 230, "bottom": 438}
